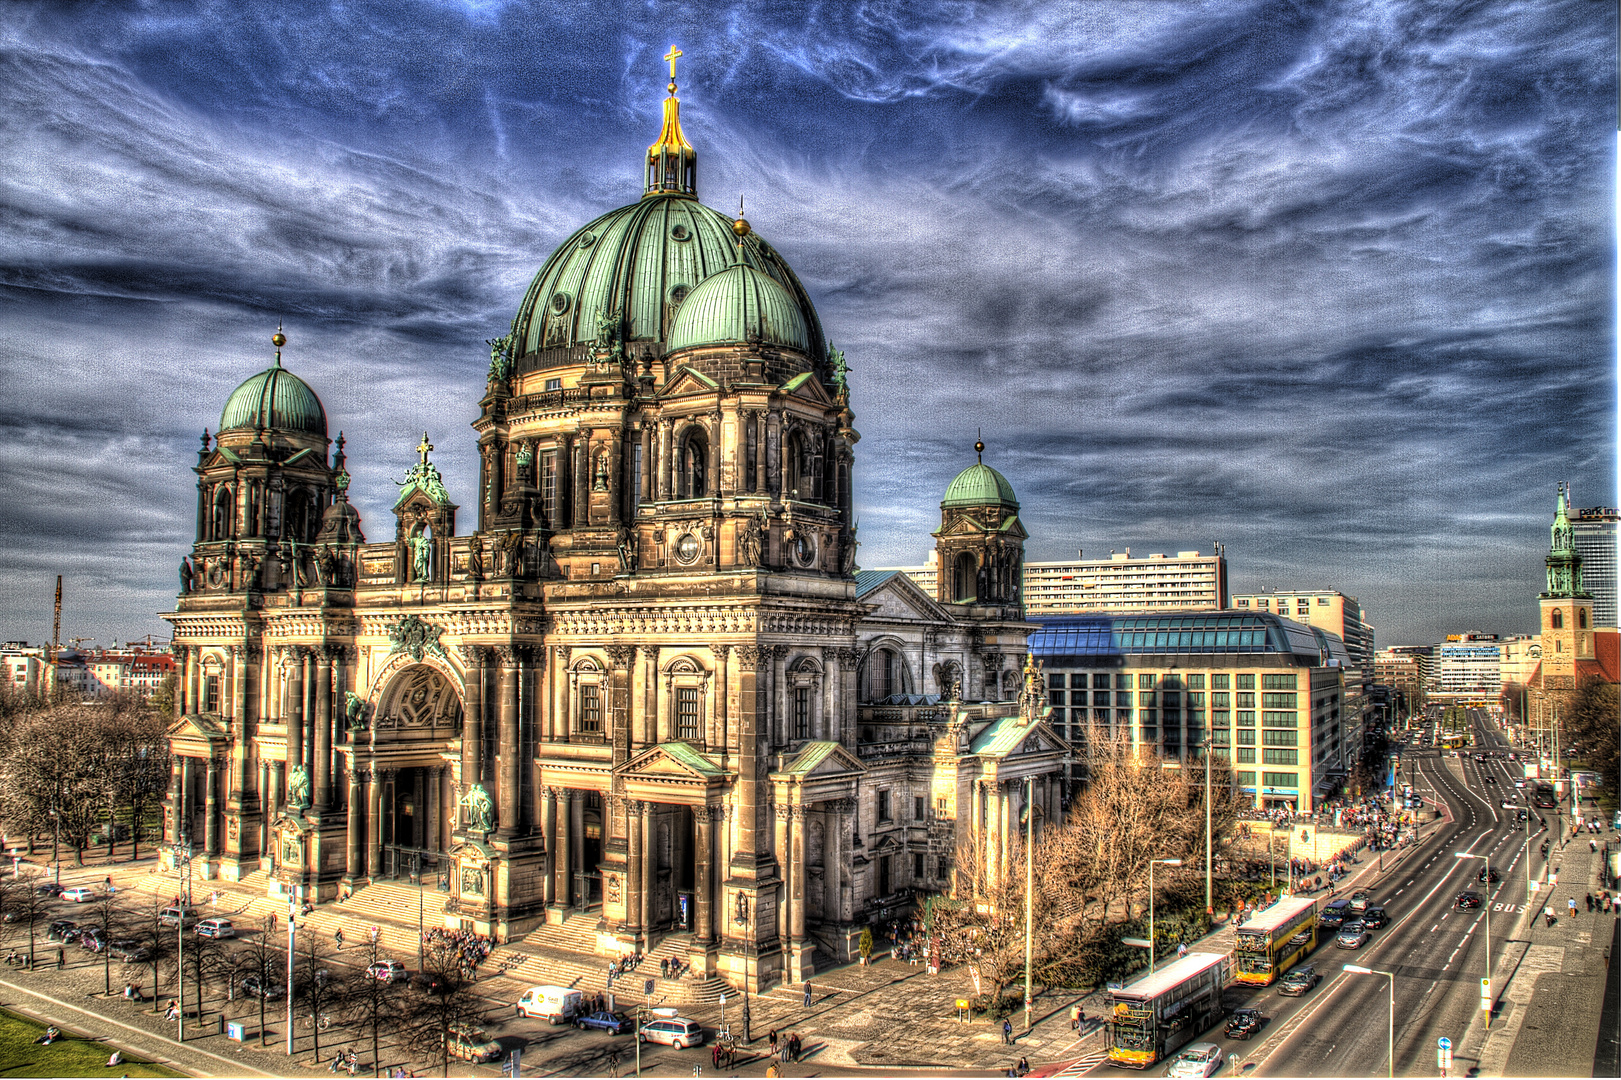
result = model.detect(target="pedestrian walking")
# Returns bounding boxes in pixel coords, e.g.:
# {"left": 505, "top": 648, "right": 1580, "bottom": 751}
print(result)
{"left": 1176, "top": 943, "right": 1188, "bottom": 958}
{"left": 1587, "top": 893, "right": 1594, "bottom": 912}
{"left": 608, "top": 1050, "right": 621, "bottom": 1078}
{"left": 56, "top": 947, "right": 64, "bottom": 969}
{"left": 334, "top": 928, "right": 344, "bottom": 950}
{"left": 768, "top": 1029, "right": 778, "bottom": 1056}
{"left": 792, "top": 1033, "right": 802, "bottom": 1062}
{"left": 803, "top": 981, "right": 812, "bottom": 1008}
{"left": 1003, "top": 1017, "right": 1013, "bottom": 1044}
{"left": 1544, "top": 905, "right": 1555, "bottom": 927}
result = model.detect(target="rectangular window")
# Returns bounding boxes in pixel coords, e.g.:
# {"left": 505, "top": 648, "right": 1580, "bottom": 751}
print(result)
{"left": 1236, "top": 692, "right": 1255, "bottom": 709}
{"left": 1236, "top": 673, "right": 1255, "bottom": 690}
{"left": 913, "top": 852, "right": 925, "bottom": 880}
{"left": 1210, "top": 729, "right": 1231, "bottom": 746}
{"left": 1262, "top": 771, "right": 1296, "bottom": 788}
{"left": 1262, "top": 692, "right": 1297, "bottom": 709}
{"left": 1317, "top": 597, "right": 1330, "bottom": 605}
{"left": 204, "top": 675, "right": 220, "bottom": 713}
{"left": 914, "top": 795, "right": 925, "bottom": 821}
{"left": 1139, "top": 709, "right": 1156, "bottom": 725}
{"left": 1211, "top": 674, "right": 1230, "bottom": 690}
{"left": 1138, "top": 673, "right": 1155, "bottom": 689}
{"left": 1187, "top": 692, "right": 1204, "bottom": 709}
{"left": 1237, "top": 710, "right": 1255, "bottom": 726}
{"left": 542, "top": 451, "right": 559, "bottom": 526}
{"left": 792, "top": 687, "right": 809, "bottom": 739}
{"left": 1048, "top": 673, "right": 1066, "bottom": 689}
{"left": 1263, "top": 729, "right": 1297, "bottom": 746}
{"left": 579, "top": 684, "right": 602, "bottom": 733}
{"left": 1262, "top": 674, "right": 1298, "bottom": 690}
{"left": 1115, "top": 673, "right": 1131, "bottom": 690}
{"left": 1235, "top": 770, "right": 1257, "bottom": 786}
{"left": 1094, "top": 673, "right": 1111, "bottom": 689}
{"left": 544, "top": 377, "right": 562, "bottom": 391}
{"left": 1092, "top": 690, "right": 1109, "bottom": 707}
{"left": 678, "top": 687, "right": 702, "bottom": 740}
{"left": 1070, "top": 690, "right": 1086, "bottom": 707}
{"left": 1236, "top": 747, "right": 1256, "bottom": 763}
{"left": 1162, "top": 692, "right": 1181, "bottom": 709}
{"left": 1236, "top": 728, "right": 1255, "bottom": 746}
{"left": 878, "top": 854, "right": 892, "bottom": 895}
{"left": 1263, "top": 748, "right": 1299, "bottom": 765}
{"left": 1211, "top": 692, "right": 1230, "bottom": 708}
{"left": 937, "top": 796, "right": 948, "bottom": 813}
{"left": 1050, "top": 690, "right": 1066, "bottom": 706}
{"left": 632, "top": 442, "right": 644, "bottom": 508}
{"left": 1116, "top": 691, "right": 1132, "bottom": 708}
{"left": 877, "top": 789, "right": 891, "bottom": 822}
{"left": 1263, "top": 712, "right": 1298, "bottom": 728}
{"left": 1210, "top": 709, "right": 1230, "bottom": 727}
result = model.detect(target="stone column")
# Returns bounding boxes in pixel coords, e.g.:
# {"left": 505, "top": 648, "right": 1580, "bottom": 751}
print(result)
{"left": 639, "top": 801, "right": 655, "bottom": 936}
{"left": 183, "top": 647, "right": 198, "bottom": 715}
{"left": 179, "top": 756, "right": 194, "bottom": 841}
{"left": 285, "top": 652, "right": 304, "bottom": 778}
{"left": 773, "top": 801, "right": 790, "bottom": 938}
{"left": 497, "top": 647, "right": 520, "bottom": 837}
{"left": 626, "top": 800, "right": 644, "bottom": 934}
{"left": 314, "top": 649, "right": 333, "bottom": 809}
{"left": 300, "top": 650, "right": 315, "bottom": 773}
{"left": 552, "top": 788, "right": 572, "bottom": 909}
{"left": 656, "top": 419, "right": 672, "bottom": 501}
{"left": 694, "top": 804, "right": 714, "bottom": 944}
{"left": 346, "top": 770, "right": 365, "bottom": 878}
{"left": 731, "top": 646, "right": 764, "bottom": 865}
{"left": 789, "top": 804, "right": 806, "bottom": 943}
{"left": 230, "top": 646, "right": 249, "bottom": 798}
{"left": 366, "top": 770, "right": 384, "bottom": 880}
{"left": 540, "top": 787, "right": 556, "bottom": 907}
{"left": 984, "top": 780, "right": 1000, "bottom": 889}
{"left": 270, "top": 761, "right": 285, "bottom": 821}
{"left": 753, "top": 412, "right": 767, "bottom": 495}
{"left": 823, "top": 800, "right": 843, "bottom": 924}
{"left": 460, "top": 647, "right": 484, "bottom": 792}
{"left": 607, "top": 432, "right": 622, "bottom": 526}
{"left": 203, "top": 757, "right": 219, "bottom": 857}
{"left": 573, "top": 430, "right": 590, "bottom": 525}
{"left": 427, "top": 767, "right": 443, "bottom": 852}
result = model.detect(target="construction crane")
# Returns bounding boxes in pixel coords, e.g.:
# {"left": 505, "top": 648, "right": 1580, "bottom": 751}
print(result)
{"left": 48, "top": 575, "right": 62, "bottom": 702}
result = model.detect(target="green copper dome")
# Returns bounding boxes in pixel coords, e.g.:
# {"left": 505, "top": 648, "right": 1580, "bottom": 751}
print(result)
{"left": 666, "top": 264, "right": 810, "bottom": 354}
{"left": 942, "top": 462, "right": 1019, "bottom": 510}
{"left": 219, "top": 362, "right": 327, "bottom": 437}
{"left": 508, "top": 194, "right": 825, "bottom": 362}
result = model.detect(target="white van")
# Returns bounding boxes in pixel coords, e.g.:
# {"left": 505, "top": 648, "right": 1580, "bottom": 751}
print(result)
{"left": 517, "top": 985, "right": 583, "bottom": 1024}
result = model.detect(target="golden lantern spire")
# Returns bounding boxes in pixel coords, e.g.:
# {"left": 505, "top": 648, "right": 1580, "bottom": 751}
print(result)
{"left": 645, "top": 46, "right": 697, "bottom": 198}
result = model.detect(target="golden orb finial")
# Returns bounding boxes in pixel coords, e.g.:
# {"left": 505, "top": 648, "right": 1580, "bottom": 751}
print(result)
{"left": 732, "top": 216, "right": 751, "bottom": 239}
{"left": 975, "top": 438, "right": 985, "bottom": 463}
{"left": 272, "top": 330, "right": 286, "bottom": 348}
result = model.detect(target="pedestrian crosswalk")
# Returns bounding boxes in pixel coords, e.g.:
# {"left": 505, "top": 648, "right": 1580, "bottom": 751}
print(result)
{"left": 1054, "top": 1050, "right": 1107, "bottom": 1075}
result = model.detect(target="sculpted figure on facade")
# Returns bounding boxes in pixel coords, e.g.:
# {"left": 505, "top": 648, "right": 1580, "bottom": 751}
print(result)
{"left": 287, "top": 764, "right": 312, "bottom": 809}
{"left": 460, "top": 783, "right": 495, "bottom": 834}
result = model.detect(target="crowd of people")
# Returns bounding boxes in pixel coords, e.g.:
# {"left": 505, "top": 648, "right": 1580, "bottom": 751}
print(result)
{"left": 418, "top": 927, "right": 492, "bottom": 978}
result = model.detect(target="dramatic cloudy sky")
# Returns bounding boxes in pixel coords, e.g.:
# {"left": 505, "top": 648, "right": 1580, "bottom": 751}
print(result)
{"left": 1, "top": 0, "right": 1614, "bottom": 649}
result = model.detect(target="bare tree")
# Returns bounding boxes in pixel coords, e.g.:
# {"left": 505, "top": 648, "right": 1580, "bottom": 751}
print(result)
{"left": 236, "top": 915, "right": 285, "bottom": 1047}
{"left": 104, "top": 705, "right": 171, "bottom": 862}
{"left": 81, "top": 890, "right": 131, "bottom": 996}
{"left": 132, "top": 892, "right": 176, "bottom": 1009}
{"left": 399, "top": 934, "right": 491, "bottom": 1077}
{"left": 8, "top": 869, "right": 55, "bottom": 967}
{"left": 292, "top": 926, "right": 348, "bottom": 1064}
{"left": 342, "top": 934, "right": 405, "bottom": 1075}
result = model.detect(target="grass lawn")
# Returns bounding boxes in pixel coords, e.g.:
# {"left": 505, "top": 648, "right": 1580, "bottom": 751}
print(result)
{"left": 0, "top": 1006, "right": 183, "bottom": 1077}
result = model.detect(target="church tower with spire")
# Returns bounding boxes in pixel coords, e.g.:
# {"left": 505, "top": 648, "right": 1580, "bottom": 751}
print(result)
{"left": 1539, "top": 482, "right": 1595, "bottom": 689}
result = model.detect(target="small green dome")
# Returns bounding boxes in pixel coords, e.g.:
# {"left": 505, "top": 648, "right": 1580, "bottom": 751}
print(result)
{"left": 942, "top": 462, "right": 1019, "bottom": 510}
{"left": 219, "top": 362, "right": 327, "bottom": 437}
{"left": 666, "top": 264, "right": 810, "bottom": 354}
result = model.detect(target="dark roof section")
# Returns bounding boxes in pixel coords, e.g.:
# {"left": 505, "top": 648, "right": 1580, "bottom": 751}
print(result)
{"left": 1028, "top": 611, "right": 1347, "bottom": 665}
{"left": 854, "top": 569, "right": 900, "bottom": 599}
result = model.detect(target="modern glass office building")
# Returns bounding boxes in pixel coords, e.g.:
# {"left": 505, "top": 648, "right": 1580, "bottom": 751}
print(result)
{"left": 1029, "top": 611, "right": 1352, "bottom": 812}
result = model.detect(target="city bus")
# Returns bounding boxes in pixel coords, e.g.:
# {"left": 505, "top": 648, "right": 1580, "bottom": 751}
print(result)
{"left": 1233, "top": 896, "right": 1319, "bottom": 985}
{"left": 1106, "top": 951, "right": 1230, "bottom": 1069}
{"left": 1440, "top": 733, "right": 1471, "bottom": 750}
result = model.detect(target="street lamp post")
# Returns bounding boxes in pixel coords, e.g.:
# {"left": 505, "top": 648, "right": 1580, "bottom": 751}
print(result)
{"left": 1148, "top": 858, "right": 1182, "bottom": 975}
{"left": 170, "top": 836, "right": 193, "bottom": 1042}
{"left": 286, "top": 895, "right": 296, "bottom": 1057}
{"left": 1203, "top": 741, "right": 1213, "bottom": 917}
{"left": 1455, "top": 852, "right": 1493, "bottom": 1028}
{"left": 413, "top": 853, "right": 425, "bottom": 971}
{"left": 1024, "top": 776, "right": 1035, "bottom": 1034}
{"left": 1341, "top": 965, "right": 1394, "bottom": 1078}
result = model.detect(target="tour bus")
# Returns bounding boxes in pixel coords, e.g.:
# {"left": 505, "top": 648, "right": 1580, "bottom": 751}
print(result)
{"left": 1106, "top": 951, "right": 1230, "bottom": 1069}
{"left": 1234, "top": 896, "right": 1319, "bottom": 986}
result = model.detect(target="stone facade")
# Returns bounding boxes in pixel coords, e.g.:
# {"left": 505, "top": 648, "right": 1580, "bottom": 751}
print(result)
{"left": 161, "top": 67, "right": 1069, "bottom": 992}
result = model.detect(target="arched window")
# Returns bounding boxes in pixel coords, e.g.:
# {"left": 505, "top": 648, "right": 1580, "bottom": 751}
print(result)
{"left": 679, "top": 427, "right": 707, "bottom": 499}
{"left": 211, "top": 487, "right": 234, "bottom": 541}
{"left": 286, "top": 488, "right": 317, "bottom": 544}
{"left": 1551, "top": 609, "right": 1564, "bottom": 629}
{"left": 953, "top": 551, "right": 978, "bottom": 602}
{"left": 571, "top": 659, "right": 604, "bottom": 737}
{"left": 863, "top": 647, "right": 912, "bottom": 702}
{"left": 1579, "top": 608, "right": 1588, "bottom": 629}
{"left": 786, "top": 430, "right": 804, "bottom": 498}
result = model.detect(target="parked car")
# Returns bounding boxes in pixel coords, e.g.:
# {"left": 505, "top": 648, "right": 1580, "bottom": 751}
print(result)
{"left": 78, "top": 927, "right": 107, "bottom": 952}
{"left": 47, "top": 920, "right": 79, "bottom": 943}
{"left": 639, "top": 1017, "right": 705, "bottom": 1049}
{"left": 1166, "top": 1043, "right": 1224, "bottom": 1078}
{"left": 1456, "top": 891, "right": 1484, "bottom": 910}
{"left": 1335, "top": 921, "right": 1370, "bottom": 950}
{"left": 195, "top": 918, "right": 236, "bottom": 939}
{"left": 367, "top": 960, "right": 408, "bottom": 983}
{"left": 447, "top": 1026, "right": 502, "bottom": 1063}
{"left": 1225, "top": 1009, "right": 1264, "bottom": 1040}
{"left": 108, "top": 939, "right": 152, "bottom": 963}
{"left": 1279, "top": 965, "right": 1320, "bottom": 997}
{"left": 1362, "top": 906, "right": 1389, "bottom": 930}
{"left": 241, "top": 974, "right": 285, "bottom": 1000}
{"left": 60, "top": 886, "right": 96, "bottom": 904}
{"left": 158, "top": 906, "right": 200, "bottom": 928}
{"left": 575, "top": 1010, "right": 631, "bottom": 1035}
{"left": 35, "top": 883, "right": 62, "bottom": 897}
{"left": 1348, "top": 890, "right": 1371, "bottom": 913}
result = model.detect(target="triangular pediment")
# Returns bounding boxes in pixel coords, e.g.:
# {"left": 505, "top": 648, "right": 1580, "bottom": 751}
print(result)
{"left": 661, "top": 366, "right": 721, "bottom": 398}
{"left": 969, "top": 715, "right": 1070, "bottom": 759}
{"left": 619, "top": 741, "right": 727, "bottom": 781}
{"left": 779, "top": 740, "right": 866, "bottom": 778}
{"left": 873, "top": 833, "right": 903, "bottom": 852}
{"left": 780, "top": 371, "right": 835, "bottom": 405}
{"left": 168, "top": 713, "right": 228, "bottom": 742}
{"left": 860, "top": 572, "right": 950, "bottom": 624}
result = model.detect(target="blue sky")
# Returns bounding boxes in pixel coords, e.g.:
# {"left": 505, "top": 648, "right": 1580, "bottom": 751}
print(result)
{"left": 0, "top": 0, "right": 1614, "bottom": 648}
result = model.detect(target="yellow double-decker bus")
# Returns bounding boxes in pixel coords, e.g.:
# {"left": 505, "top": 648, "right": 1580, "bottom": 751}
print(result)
{"left": 1234, "top": 896, "right": 1318, "bottom": 986}
{"left": 1106, "top": 951, "right": 1229, "bottom": 1069}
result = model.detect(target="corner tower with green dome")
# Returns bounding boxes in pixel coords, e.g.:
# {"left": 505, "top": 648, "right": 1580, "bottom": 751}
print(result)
{"left": 933, "top": 441, "right": 1028, "bottom": 614}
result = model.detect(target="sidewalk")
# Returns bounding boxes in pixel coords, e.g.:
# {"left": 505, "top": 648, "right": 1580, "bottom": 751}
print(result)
{"left": 1466, "top": 824, "right": 1617, "bottom": 1077}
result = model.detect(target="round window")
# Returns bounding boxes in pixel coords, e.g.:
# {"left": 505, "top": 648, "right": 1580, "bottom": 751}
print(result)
{"left": 676, "top": 533, "right": 701, "bottom": 564}
{"left": 578, "top": 232, "right": 595, "bottom": 248}
{"left": 670, "top": 223, "right": 690, "bottom": 241}
{"left": 550, "top": 292, "right": 571, "bottom": 314}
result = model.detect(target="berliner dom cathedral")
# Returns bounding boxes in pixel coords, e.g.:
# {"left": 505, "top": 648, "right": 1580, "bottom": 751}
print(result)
{"left": 162, "top": 53, "right": 1065, "bottom": 990}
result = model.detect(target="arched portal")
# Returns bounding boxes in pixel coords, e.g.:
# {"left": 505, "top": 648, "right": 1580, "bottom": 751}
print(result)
{"left": 355, "top": 663, "right": 463, "bottom": 885}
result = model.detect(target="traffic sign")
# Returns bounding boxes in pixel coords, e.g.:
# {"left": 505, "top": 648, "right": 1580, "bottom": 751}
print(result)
{"left": 1438, "top": 1037, "right": 1451, "bottom": 1050}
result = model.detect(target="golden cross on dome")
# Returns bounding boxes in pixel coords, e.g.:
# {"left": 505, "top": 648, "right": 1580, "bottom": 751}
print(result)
{"left": 664, "top": 46, "right": 682, "bottom": 84}
{"left": 417, "top": 432, "right": 433, "bottom": 465}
